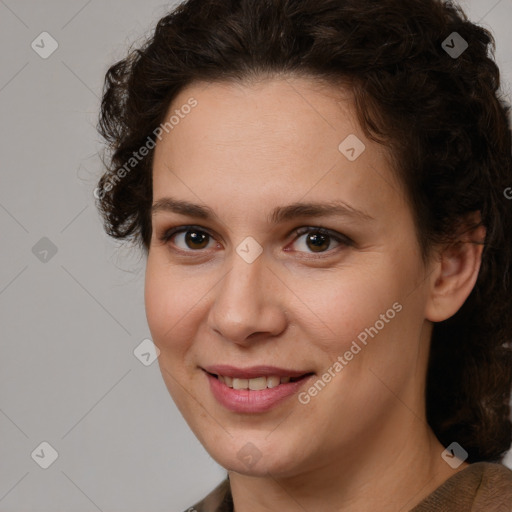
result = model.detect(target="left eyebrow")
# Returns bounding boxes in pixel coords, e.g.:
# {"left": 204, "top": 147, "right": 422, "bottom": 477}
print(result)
{"left": 151, "top": 197, "right": 375, "bottom": 223}
{"left": 268, "top": 200, "right": 374, "bottom": 224}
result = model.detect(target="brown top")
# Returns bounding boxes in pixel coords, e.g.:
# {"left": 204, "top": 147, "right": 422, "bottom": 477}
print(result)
{"left": 185, "top": 462, "right": 512, "bottom": 512}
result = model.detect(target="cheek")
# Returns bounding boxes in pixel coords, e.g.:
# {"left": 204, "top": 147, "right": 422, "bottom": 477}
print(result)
{"left": 295, "top": 267, "right": 400, "bottom": 358}
{"left": 144, "top": 258, "right": 195, "bottom": 358}
{"left": 144, "top": 261, "right": 202, "bottom": 410}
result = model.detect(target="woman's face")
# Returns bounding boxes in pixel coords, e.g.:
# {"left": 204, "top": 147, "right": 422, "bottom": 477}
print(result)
{"left": 145, "top": 76, "right": 436, "bottom": 477}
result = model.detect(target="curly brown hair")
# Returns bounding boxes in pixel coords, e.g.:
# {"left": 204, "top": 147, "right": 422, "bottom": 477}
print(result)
{"left": 95, "top": 0, "right": 512, "bottom": 462}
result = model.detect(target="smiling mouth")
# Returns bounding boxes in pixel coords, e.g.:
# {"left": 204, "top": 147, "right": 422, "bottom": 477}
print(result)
{"left": 205, "top": 372, "right": 313, "bottom": 390}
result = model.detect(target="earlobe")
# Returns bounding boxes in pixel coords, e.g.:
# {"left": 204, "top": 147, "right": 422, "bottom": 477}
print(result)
{"left": 425, "top": 218, "right": 486, "bottom": 323}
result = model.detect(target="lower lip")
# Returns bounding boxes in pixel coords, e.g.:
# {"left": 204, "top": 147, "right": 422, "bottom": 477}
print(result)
{"left": 205, "top": 372, "right": 313, "bottom": 413}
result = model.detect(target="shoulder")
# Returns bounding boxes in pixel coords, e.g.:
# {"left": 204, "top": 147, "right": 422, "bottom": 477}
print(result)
{"left": 472, "top": 462, "right": 512, "bottom": 510}
{"left": 183, "top": 478, "right": 232, "bottom": 512}
{"left": 412, "top": 462, "right": 512, "bottom": 512}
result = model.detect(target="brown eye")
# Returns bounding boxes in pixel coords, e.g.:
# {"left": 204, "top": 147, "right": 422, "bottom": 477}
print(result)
{"left": 291, "top": 227, "right": 352, "bottom": 254}
{"left": 158, "top": 225, "right": 352, "bottom": 256}
{"left": 304, "top": 232, "right": 330, "bottom": 252}
{"left": 182, "top": 230, "right": 210, "bottom": 250}
{"left": 159, "top": 227, "right": 215, "bottom": 251}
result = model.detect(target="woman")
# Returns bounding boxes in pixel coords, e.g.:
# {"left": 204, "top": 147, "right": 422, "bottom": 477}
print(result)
{"left": 95, "top": 0, "right": 512, "bottom": 510}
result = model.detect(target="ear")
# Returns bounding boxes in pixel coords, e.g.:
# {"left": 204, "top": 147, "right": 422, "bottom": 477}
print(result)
{"left": 425, "top": 212, "right": 486, "bottom": 323}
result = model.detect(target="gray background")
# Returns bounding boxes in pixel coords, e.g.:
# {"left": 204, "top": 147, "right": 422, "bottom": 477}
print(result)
{"left": 0, "top": 1, "right": 511, "bottom": 511}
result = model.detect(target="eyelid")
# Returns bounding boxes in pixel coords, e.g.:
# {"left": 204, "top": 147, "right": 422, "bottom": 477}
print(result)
{"left": 157, "top": 224, "right": 353, "bottom": 255}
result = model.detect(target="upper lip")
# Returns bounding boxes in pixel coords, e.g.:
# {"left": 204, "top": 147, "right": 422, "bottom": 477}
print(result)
{"left": 202, "top": 365, "right": 313, "bottom": 379}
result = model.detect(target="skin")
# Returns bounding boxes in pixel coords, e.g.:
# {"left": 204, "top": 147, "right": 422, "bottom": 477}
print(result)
{"left": 144, "top": 76, "right": 485, "bottom": 511}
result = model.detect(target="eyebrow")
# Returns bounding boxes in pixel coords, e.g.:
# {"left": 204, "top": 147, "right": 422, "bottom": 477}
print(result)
{"left": 151, "top": 197, "right": 374, "bottom": 224}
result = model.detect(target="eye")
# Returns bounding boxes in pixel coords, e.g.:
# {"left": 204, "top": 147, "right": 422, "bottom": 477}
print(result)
{"left": 157, "top": 225, "right": 352, "bottom": 255}
{"left": 157, "top": 226, "right": 217, "bottom": 252}
{"left": 289, "top": 227, "right": 352, "bottom": 255}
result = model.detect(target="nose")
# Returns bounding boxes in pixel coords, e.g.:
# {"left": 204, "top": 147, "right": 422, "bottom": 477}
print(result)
{"left": 207, "top": 251, "right": 288, "bottom": 346}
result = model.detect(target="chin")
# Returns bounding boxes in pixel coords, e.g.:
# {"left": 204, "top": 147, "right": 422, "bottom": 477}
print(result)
{"left": 204, "top": 435, "right": 304, "bottom": 477}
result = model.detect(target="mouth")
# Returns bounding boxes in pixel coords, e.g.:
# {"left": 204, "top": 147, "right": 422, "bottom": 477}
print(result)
{"left": 205, "top": 372, "right": 313, "bottom": 390}
{"left": 202, "top": 366, "right": 316, "bottom": 413}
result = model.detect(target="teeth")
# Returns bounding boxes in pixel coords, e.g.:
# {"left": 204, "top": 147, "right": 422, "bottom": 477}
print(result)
{"left": 218, "top": 375, "right": 299, "bottom": 389}
{"left": 249, "top": 377, "right": 267, "bottom": 390}
{"left": 267, "top": 376, "right": 280, "bottom": 388}
{"left": 232, "top": 378, "right": 249, "bottom": 390}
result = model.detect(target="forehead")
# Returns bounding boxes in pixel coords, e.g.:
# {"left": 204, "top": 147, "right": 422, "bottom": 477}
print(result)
{"left": 156, "top": 76, "right": 363, "bottom": 168}
{"left": 151, "top": 76, "right": 405, "bottom": 226}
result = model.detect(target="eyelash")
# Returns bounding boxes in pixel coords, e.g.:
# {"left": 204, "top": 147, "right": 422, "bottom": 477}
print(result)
{"left": 157, "top": 225, "right": 353, "bottom": 257}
